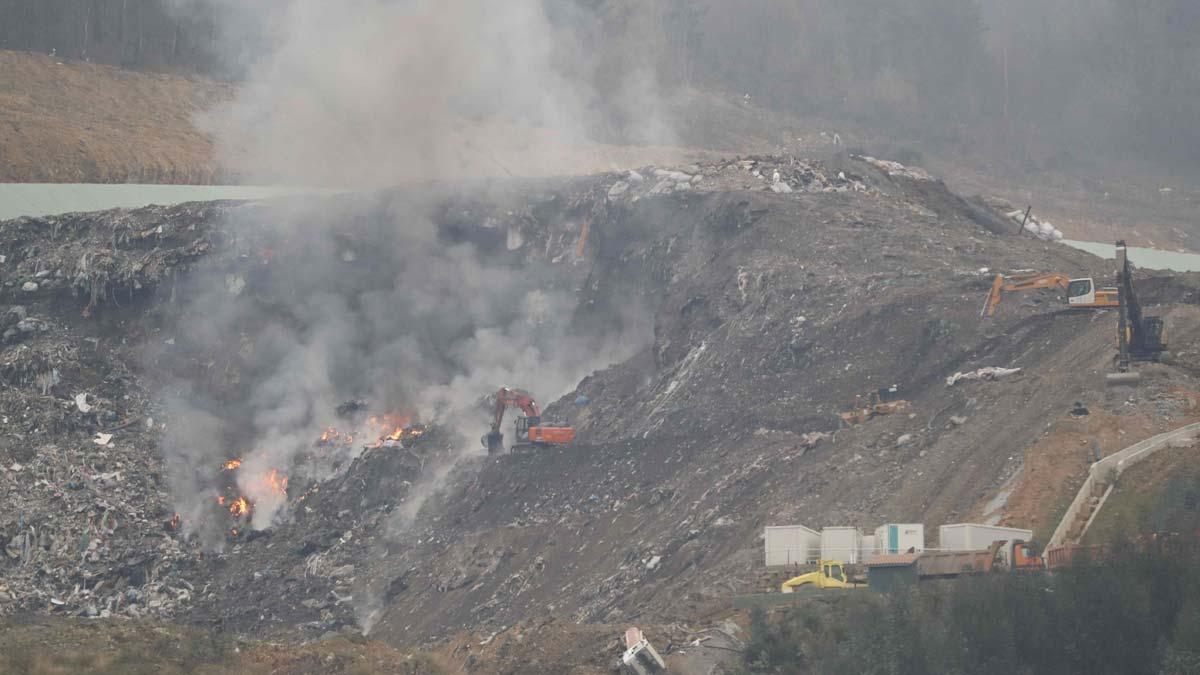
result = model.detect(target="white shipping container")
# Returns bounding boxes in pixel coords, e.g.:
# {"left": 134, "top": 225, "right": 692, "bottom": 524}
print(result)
{"left": 820, "top": 527, "right": 862, "bottom": 564}
{"left": 939, "top": 524, "right": 1034, "bottom": 551}
{"left": 875, "top": 523, "right": 925, "bottom": 554}
{"left": 764, "top": 525, "right": 820, "bottom": 566}
{"left": 860, "top": 534, "right": 877, "bottom": 562}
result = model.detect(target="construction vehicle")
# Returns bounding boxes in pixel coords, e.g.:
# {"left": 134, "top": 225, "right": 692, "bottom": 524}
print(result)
{"left": 482, "top": 387, "right": 575, "bottom": 454}
{"left": 982, "top": 272, "right": 1119, "bottom": 317}
{"left": 916, "top": 539, "right": 1044, "bottom": 579}
{"left": 780, "top": 560, "right": 863, "bottom": 593}
{"left": 1108, "top": 240, "right": 1167, "bottom": 385}
{"left": 839, "top": 386, "right": 909, "bottom": 426}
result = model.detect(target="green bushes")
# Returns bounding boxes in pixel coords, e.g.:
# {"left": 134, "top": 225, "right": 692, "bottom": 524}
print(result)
{"left": 740, "top": 545, "right": 1200, "bottom": 674}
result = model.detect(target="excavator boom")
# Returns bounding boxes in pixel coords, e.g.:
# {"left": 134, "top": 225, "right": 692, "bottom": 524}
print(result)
{"left": 483, "top": 387, "right": 575, "bottom": 454}
{"left": 983, "top": 272, "right": 1119, "bottom": 316}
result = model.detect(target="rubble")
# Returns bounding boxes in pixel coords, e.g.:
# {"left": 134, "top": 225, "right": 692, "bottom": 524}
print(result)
{"left": 1006, "top": 209, "right": 1065, "bottom": 242}
{"left": 946, "top": 367, "right": 1023, "bottom": 387}
{"left": 1, "top": 155, "right": 1197, "bottom": 667}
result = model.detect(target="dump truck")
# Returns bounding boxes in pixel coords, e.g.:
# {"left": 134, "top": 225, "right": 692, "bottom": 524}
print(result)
{"left": 917, "top": 540, "right": 1044, "bottom": 579}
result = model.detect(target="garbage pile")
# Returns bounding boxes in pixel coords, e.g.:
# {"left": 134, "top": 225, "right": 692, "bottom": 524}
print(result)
{"left": 1007, "top": 209, "right": 1065, "bottom": 242}
{"left": 603, "top": 155, "right": 874, "bottom": 202}
{"left": 0, "top": 344, "right": 190, "bottom": 619}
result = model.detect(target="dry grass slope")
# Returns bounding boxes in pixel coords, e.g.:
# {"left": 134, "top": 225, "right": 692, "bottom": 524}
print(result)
{"left": 0, "top": 51, "right": 232, "bottom": 184}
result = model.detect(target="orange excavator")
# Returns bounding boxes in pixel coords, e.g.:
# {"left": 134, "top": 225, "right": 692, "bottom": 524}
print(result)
{"left": 982, "top": 272, "right": 1119, "bottom": 317}
{"left": 482, "top": 387, "right": 575, "bottom": 454}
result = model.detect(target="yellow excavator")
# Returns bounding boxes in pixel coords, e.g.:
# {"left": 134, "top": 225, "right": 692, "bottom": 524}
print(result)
{"left": 780, "top": 560, "right": 862, "bottom": 593}
{"left": 839, "top": 386, "right": 909, "bottom": 426}
{"left": 982, "top": 272, "right": 1119, "bottom": 317}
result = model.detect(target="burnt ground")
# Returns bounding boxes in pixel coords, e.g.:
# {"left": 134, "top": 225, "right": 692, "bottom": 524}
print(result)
{"left": 2, "top": 155, "right": 1200, "bottom": 673}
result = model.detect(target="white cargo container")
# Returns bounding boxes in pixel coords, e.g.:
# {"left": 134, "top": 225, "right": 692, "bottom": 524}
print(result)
{"left": 764, "top": 525, "right": 820, "bottom": 566}
{"left": 820, "top": 527, "right": 862, "bottom": 564}
{"left": 859, "top": 534, "right": 878, "bottom": 561}
{"left": 875, "top": 524, "right": 925, "bottom": 554}
{"left": 939, "top": 524, "right": 1033, "bottom": 551}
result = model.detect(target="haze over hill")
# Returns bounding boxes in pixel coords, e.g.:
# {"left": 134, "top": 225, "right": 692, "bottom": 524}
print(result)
{"left": 1, "top": 2, "right": 1200, "bottom": 674}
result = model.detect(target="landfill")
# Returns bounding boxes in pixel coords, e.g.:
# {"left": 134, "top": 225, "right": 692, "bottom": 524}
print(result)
{"left": 2, "top": 155, "right": 1200, "bottom": 673}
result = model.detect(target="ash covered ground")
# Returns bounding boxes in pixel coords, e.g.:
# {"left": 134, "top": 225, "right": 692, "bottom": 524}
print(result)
{"left": 3, "top": 155, "right": 1200, "bottom": 673}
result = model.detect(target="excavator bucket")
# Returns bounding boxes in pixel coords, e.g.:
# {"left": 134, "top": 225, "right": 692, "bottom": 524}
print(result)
{"left": 483, "top": 431, "right": 504, "bottom": 454}
{"left": 1105, "top": 371, "right": 1141, "bottom": 386}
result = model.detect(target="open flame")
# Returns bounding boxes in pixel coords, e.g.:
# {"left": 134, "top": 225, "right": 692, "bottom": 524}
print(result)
{"left": 317, "top": 427, "right": 355, "bottom": 446}
{"left": 223, "top": 459, "right": 243, "bottom": 471}
{"left": 228, "top": 496, "right": 251, "bottom": 518}
{"left": 316, "top": 412, "right": 425, "bottom": 450}
{"left": 266, "top": 469, "right": 289, "bottom": 496}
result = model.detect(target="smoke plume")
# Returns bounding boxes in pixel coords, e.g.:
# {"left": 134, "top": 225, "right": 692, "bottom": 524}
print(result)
{"left": 157, "top": 1, "right": 661, "bottom": 544}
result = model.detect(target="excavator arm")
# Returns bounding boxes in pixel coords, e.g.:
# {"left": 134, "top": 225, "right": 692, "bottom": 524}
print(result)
{"left": 483, "top": 387, "right": 575, "bottom": 454}
{"left": 485, "top": 388, "right": 541, "bottom": 453}
{"left": 983, "top": 273, "right": 1070, "bottom": 316}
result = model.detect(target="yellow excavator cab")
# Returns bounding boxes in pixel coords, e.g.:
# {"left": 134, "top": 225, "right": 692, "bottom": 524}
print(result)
{"left": 780, "top": 560, "right": 855, "bottom": 593}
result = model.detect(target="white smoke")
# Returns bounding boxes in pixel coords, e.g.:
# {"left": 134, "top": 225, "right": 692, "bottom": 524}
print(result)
{"left": 175, "top": 0, "right": 675, "bottom": 186}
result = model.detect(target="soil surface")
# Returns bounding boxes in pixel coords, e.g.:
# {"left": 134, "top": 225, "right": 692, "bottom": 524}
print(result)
{"left": 0, "top": 51, "right": 232, "bottom": 184}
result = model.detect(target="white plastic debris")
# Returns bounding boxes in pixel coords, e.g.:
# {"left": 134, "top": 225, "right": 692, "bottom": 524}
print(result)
{"left": 21, "top": 282, "right": 38, "bottom": 292}
{"left": 75, "top": 393, "right": 92, "bottom": 413}
{"left": 608, "top": 181, "right": 631, "bottom": 198}
{"left": 770, "top": 180, "right": 794, "bottom": 194}
{"left": 93, "top": 432, "right": 114, "bottom": 446}
{"left": 945, "top": 367, "right": 1022, "bottom": 387}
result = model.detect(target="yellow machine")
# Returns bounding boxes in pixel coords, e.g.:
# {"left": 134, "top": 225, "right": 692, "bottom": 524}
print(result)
{"left": 839, "top": 387, "right": 909, "bottom": 426}
{"left": 982, "top": 272, "right": 1119, "bottom": 317}
{"left": 780, "top": 560, "right": 860, "bottom": 593}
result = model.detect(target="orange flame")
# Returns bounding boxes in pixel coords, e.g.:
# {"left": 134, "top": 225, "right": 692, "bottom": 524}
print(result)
{"left": 317, "top": 426, "right": 355, "bottom": 446}
{"left": 223, "top": 459, "right": 243, "bottom": 471}
{"left": 266, "top": 469, "right": 289, "bottom": 496}
{"left": 229, "top": 497, "right": 251, "bottom": 518}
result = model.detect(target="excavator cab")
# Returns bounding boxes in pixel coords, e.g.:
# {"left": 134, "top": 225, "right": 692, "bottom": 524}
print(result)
{"left": 1067, "top": 278, "right": 1096, "bottom": 305}
{"left": 514, "top": 415, "right": 539, "bottom": 444}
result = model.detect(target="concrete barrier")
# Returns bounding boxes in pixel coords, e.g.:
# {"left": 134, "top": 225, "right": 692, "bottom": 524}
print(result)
{"left": 1048, "top": 421, "right": 1200, "bottom": 548}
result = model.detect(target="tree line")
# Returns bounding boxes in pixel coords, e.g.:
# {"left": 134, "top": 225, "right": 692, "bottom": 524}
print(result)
{"left": 0, "top": 0, "right": 238, "bottom": 76}
{"left": 739, "top": 542, "right": 1200, "bottom": 674}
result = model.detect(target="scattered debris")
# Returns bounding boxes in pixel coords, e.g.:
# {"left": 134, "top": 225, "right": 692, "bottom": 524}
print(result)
{"left": 946, "top": 367, "right": 1022, "bottom": 387}
{"left": 1006, "top": 209, "right": 1064, "bottom": 242}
